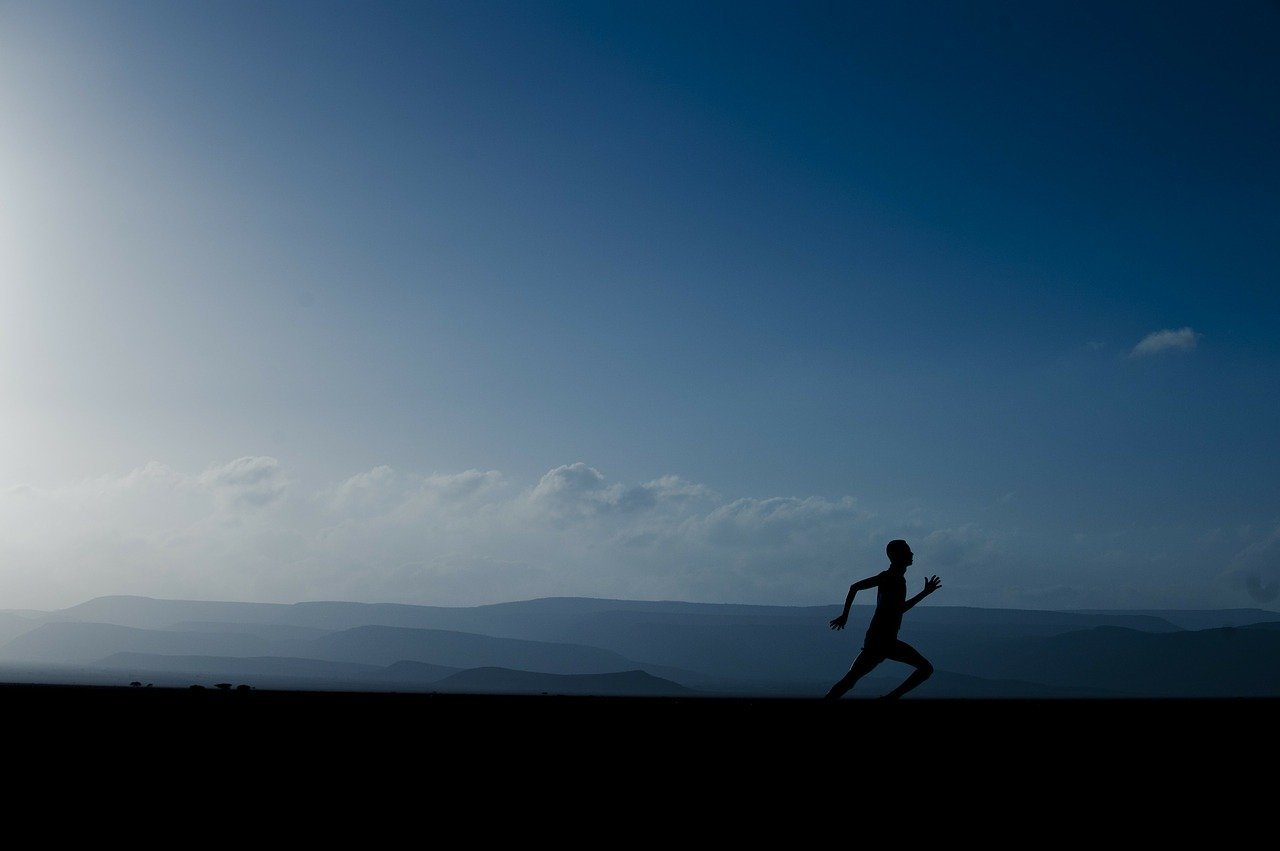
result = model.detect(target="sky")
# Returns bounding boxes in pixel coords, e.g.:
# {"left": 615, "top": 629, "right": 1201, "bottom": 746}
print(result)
{"left": 1, "top": 1, "right": 1277, "bottom": 611}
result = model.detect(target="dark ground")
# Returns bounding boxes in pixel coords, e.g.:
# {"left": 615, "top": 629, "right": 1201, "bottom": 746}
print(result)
{"left": 7, "top": 682, "right": 1269, "bottom": 836}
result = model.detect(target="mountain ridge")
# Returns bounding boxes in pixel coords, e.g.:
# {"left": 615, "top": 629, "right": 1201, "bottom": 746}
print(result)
{"left": 4, "top": 595, "right": 1277, "bottom": 697}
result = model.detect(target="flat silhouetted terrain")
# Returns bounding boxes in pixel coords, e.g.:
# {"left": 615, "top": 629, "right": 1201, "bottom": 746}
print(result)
{"left": 5, "top": 681, "right": 1270, "bottom": 803}
{"left": 3, "top": 677, "right": 1271, "bottom": 842}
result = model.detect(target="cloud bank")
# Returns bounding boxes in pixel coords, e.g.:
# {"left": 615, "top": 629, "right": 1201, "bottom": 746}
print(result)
{"left": 1130, "top": 327, "right": 1200, "bottom": 357}
{"left": 0, "top": 458, "right": 1011, "bottom": 610}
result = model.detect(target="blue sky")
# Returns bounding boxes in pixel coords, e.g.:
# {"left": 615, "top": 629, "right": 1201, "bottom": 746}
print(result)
{"left": 1, "top": 1, "right": 1277, "bottom": 609}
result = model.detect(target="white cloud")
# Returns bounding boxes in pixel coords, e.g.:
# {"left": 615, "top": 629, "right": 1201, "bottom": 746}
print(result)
{"left": 0, "top": 457, "right": 955, "bottom": 608}
{"left": 197, "top": 456, "right": 286, "bottom": 509}
{"left": 1130, "top": 327, "right": 1200, "bottom": 357}
{"left": 694, "top": 496, "right": 862, "bottom": 549}
{"left": 9, "top": 459, "right": 1242, "bottom": 610}
{"left": 529, "top": 462, "right": 616, "bottom": 517}
{"left": 319, "top": 466, "right": 504, "bottom": 518}
{"left": 527, "top": 463, "right": 714, "bottom": 519}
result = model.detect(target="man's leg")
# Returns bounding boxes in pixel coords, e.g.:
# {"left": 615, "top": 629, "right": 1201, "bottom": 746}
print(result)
{"left": 880, "top": 641, "right": 934, "bottom": 699}
{"left": 824, "top": 648, "right": 884, "bottom": 700}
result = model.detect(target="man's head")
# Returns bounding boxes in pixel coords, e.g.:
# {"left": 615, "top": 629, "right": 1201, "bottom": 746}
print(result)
{"left": 886, "top": 539, "right": 913, "bottom": 567}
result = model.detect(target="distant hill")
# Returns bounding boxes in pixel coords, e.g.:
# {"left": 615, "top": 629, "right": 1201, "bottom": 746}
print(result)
{"left": 44, "top": 595, "right": 1192, "bottom": 640}
{"left": 96, "top": 652, "right": 385, "bottom": 680}
{"left": 160, "top": 621, "right": 333, "bottom": 641}
{"left": 48, "top": 596, "right": 298, "bottom": 630}
{"left": 306, "top": 625, "right": 651, "bottom": 674}
{"left": 1068, "top": 608, "right": 1280, "bottom": 631}
{"left": 0, "top": 622, "right": 287, "bottom": 664}
{"left": 986, "top": 625, "right": 1280, "bottom": 696}
{"left": 0, "top": 609, "right": 50, "bottom": 619}
{"left": 10, "top": 595, "right": 1280, "bottom": 697}
{"left": 430, "top": 667, "right": 692, "bottom": 696}
{"left": 373, "top": 660, "right": 465, "bottom": 683}
{"left": 0, "top": 613, "right": 40, "bottom": 645}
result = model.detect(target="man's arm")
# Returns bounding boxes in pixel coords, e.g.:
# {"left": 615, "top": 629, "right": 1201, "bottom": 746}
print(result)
{"left": 829, "top": 575, "right": 881, "bottom": 630}
{"left": 903, "top": 575, "right": 941, "bottom": 613}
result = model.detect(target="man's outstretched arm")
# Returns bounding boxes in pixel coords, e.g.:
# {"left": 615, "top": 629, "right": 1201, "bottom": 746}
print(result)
{"left": 829, "top": 575, "right": 881, "bottom": 629}
{"left": 903, "top": 575, "right": 941, "bottom": 613}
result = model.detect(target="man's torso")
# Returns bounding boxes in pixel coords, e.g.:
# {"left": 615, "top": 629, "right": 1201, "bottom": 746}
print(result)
{"left": 866, "top": 570, "right": 906, "bottom": 645}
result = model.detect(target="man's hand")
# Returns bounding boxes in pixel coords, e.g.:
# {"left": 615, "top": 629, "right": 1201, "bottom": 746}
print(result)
{"left": 923, "top": 575, "right": 941, "bottom": 595}
{"left": 829, "top": 614, "right": 848, "bottom": 630}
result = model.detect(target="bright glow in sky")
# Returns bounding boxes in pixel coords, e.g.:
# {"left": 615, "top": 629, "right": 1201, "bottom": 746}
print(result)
{"left": 2, "top": 1, "right": 1278, "bottom": 610}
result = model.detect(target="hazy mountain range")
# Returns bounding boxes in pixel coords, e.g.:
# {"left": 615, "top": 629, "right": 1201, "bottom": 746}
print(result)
{"left": 0, "top": 596, "right": 1277, "bottom": 697}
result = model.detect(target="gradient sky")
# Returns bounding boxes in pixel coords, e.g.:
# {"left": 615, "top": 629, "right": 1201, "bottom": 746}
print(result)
{"left": 1, "top": 1, "right": 1278, "bottom": 610}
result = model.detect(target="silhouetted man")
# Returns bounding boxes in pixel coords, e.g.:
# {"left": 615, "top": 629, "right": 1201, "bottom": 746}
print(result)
{"left": 824, "top": 539, "right": 940, "bottom": 700}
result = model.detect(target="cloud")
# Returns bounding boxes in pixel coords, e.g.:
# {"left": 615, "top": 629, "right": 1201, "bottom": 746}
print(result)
{"left": 528, "top": 463, "right": 713, "bottom": 519}
{"left": 0, "top": 457, "right": 1062, "bottom": 610}
{"left": 529, "top": 462, "right": 613, "bottom": 515}
{"left": 693, "top": 496, "right": 862, "bottom": 549}
{"left": 320, "top": 466, "right": 503, "bottom": 517}
{"left": 1130, "top": 327, "right": 1200, "bottom": 357}
{"left": 30, "top": 458, "right": 1258, "bottom": 611}
{"left": 197, "top": 456, "right": 287, "bottom": 509}
{"left": 0, "top": 458, "right": 913, "bottom": 608}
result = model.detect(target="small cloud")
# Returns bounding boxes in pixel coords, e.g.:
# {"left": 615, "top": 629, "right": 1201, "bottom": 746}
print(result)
{"left": 530, "top": 463, "right": 608, "bottom": 501}
{"left": 1130, "top": 327, "right": 1200, "bottom": 357}
{"left": 528, "top": 463, "right": 616, "bottom": 518}
{"left": 641, "top": 475, "right": 714, "bottom": 502}
{"left": 419, "top": 469, "right": 503, "bottom": 502}
{"left": 695, "top": 495, "right": 862, "bottom": 548}
{"left": 324, "top": 465, "right": 400, "bottom": 509}
{"left": 1085, "top": 340, "right": 1106, "bottom": 351}
{"left": 197, "top": 456, "right": 286, "bottom": 509}
{"left": 528, "top": 464, "right": 704, "bottom": 517}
